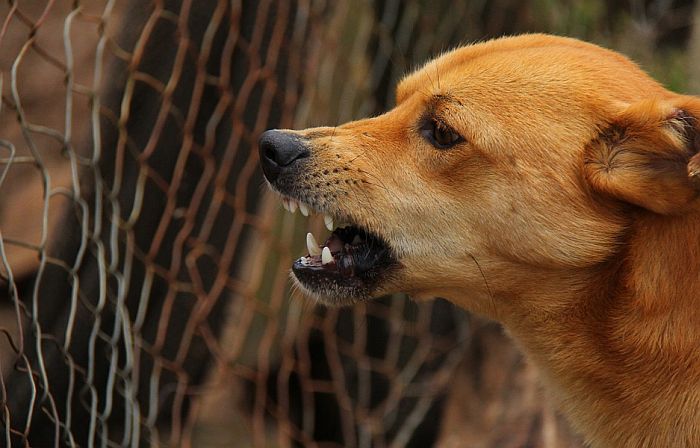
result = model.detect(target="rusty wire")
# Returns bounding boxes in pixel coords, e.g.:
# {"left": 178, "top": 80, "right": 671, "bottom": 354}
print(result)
{"left": 0, "top": 1, "right": 469, "bottom": 446}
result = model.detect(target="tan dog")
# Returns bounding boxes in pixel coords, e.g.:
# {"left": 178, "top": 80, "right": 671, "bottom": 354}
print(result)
{"left": 258, "top": 34, "right": 700, "bottom": 447}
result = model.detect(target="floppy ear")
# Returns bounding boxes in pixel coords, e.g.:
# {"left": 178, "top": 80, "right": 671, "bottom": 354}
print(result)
{"left": 584, "top": 98, "right": 700, "bottom": 214}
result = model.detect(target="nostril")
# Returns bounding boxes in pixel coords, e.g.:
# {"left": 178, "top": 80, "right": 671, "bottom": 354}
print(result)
{"left": 263, "top": 144, "right": 278, "bottom": 165}
{"left": 275, "top": 139, "right": 309, "bottom": 167}
{"left": 280, "top": 147, "right": 309, "bottom": 166}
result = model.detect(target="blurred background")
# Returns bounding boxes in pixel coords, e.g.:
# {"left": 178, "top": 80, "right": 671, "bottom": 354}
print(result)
{"left": 0, "top": 0, "right": 698, "bottom": 446}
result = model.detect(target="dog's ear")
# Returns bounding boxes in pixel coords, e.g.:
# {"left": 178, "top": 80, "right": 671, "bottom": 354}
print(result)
{"left": 584, "top": 98, "right": 700, "bottom": 214}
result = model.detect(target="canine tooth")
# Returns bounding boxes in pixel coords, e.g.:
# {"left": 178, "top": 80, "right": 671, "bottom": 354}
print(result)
{"left": 289, "top": 199, "right": 298, "bottom": 214}
{"left": 299, "top": 203, "right": 310, "bottom": 216}
{"left": 306, "top": 233, "right": 322, "bottom": 256}
{"left": 281, "top": 198, "right": 289, "bottom": 212}
{"left": 324, "top": 215, "right": 334, "bottom": 231}
{"left": 321, "top": 246, "right": 333, "bottom": 265}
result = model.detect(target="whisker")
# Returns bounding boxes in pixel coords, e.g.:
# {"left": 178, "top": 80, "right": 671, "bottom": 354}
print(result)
{"left": 424, "top": 64, "right": 436, "bottom": 92}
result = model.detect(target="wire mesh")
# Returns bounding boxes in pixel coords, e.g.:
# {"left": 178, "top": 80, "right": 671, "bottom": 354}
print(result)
{"left": 0, "top": 0, "right": 696, "bottom": 447}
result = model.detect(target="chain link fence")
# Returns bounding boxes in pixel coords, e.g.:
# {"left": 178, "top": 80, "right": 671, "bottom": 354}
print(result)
{"left": 0, "top": 0, "right": 696, "bottom": 446}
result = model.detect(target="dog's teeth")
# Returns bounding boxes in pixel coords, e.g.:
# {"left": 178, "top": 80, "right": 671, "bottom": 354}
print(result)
{"left": 324, "top": 215, "right": 334, "bottom": 232}
{"left": 299, "top": 203, "right": 310, "bottom": 217}
{"left": 352, "top": 235, "right": 363, "bottom": 245}
{"left": 281, "top": 198, "right": 290, "bottom": 212}
{"left": 289, "top": 199, "right": 298, "bottom": 214}
{"left": 321, "top": 246, "right": 333, "bottom": 265}
{"left": 306, "top": 233, "right": 322, "bottom": 256}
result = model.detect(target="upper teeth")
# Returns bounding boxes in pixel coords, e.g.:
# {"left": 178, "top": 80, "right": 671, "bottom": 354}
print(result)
{"left": 280, "top": 196, "right": 337, "bottom": 232}
{"left": 306, "top": 232, "right": 322, "bottom": 256}
{"left": 324, "top": 215, "right": 334, "bottom": 231}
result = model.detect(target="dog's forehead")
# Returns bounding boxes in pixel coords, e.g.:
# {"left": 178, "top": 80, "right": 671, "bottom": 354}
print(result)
{"left": 396, "top": 34, "right": 664, "bottom": 108}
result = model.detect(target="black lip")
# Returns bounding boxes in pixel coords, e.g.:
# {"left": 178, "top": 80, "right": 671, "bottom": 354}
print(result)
{"left": 291, "top": 226, "right": 398, "bottom": 300}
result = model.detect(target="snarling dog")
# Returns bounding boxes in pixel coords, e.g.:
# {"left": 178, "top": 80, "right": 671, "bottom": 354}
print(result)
{"left": 258, "top": 34, "right": 700, "bottom": 447}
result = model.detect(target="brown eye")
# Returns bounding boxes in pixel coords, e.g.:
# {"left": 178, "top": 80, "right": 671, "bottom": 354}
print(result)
{"left": 420, "top": 118, "right": 463, "bottom": 149}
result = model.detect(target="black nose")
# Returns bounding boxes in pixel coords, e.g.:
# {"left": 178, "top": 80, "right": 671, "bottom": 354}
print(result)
{"left": 258, "top": 130, "right": 310, "bottom": 183}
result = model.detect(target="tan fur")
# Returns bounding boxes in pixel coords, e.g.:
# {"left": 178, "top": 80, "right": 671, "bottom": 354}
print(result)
{"left": 278, "top": 35, "right": 700, "bottom": 447}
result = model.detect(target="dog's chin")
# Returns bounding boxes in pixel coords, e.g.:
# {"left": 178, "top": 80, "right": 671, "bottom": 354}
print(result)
{"left": 290, "top": 274, "right": 370, "bottom": 306}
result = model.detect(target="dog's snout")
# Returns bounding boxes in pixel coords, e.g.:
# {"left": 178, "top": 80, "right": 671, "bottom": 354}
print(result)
{"left": 259, "top": 130, "right": 310, "bottom": 182}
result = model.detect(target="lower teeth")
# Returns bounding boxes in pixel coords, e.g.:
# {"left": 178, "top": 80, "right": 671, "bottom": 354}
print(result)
{"left": 321, "top": 246, "right": 334, "bottom": 265}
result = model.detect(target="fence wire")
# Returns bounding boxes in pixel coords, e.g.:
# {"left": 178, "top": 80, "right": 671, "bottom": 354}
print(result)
{"left": 0, "top": 0, "right": 695, "bottom": 447}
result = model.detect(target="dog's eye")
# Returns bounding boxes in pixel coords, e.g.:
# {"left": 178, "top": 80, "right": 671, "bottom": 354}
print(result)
{"left": 421, "top": 118, "right": 463, "bottom": 149}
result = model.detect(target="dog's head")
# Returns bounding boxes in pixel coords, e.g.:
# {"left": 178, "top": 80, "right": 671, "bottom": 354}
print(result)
{"left": 259, "top": 34, "right": 700, "bottom": 312}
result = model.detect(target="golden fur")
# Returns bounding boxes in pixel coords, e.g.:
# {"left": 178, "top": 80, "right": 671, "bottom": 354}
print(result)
{"left": 268, "top": 35, "right": 700, "bottom": 447}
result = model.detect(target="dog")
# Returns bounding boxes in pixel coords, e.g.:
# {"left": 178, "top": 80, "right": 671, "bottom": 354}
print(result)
{"left": 258, "top": 34, "right": 700, "bottom": 447}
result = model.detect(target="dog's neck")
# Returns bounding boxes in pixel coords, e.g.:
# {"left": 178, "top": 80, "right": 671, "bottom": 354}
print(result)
{"left": 500, "top": 210, "right": 700, "bottom": 447}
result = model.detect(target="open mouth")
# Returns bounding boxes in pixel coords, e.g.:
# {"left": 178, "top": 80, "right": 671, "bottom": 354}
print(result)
{"left": 279, "top": 196, "right": 398, "bottom": 303}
